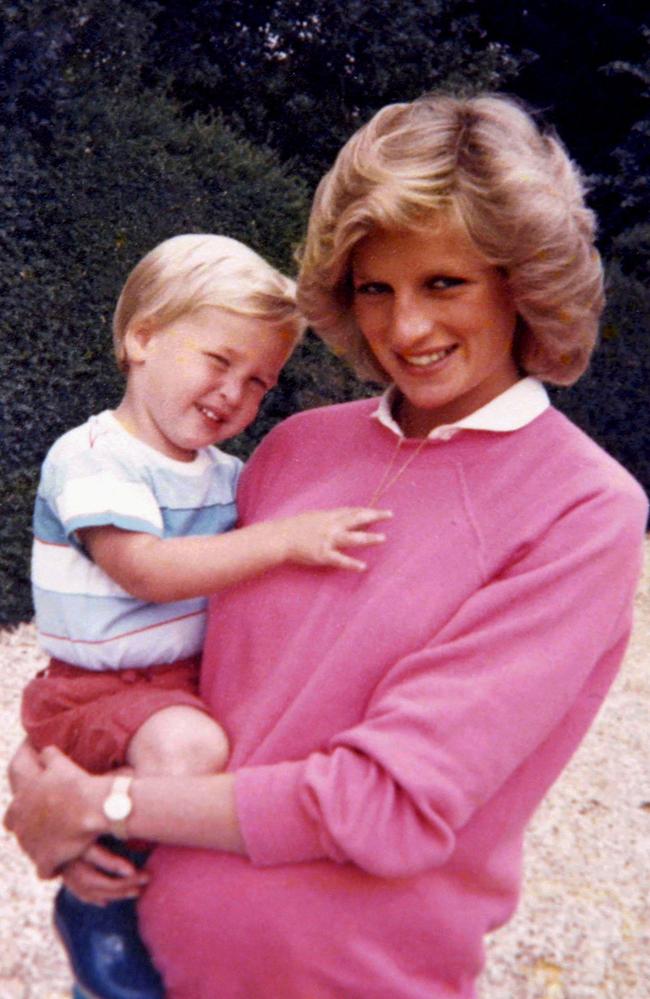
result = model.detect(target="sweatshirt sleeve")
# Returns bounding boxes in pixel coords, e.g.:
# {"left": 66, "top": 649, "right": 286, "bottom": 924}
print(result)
{"left": 235, "top": 483, "right": 647, "bottom": 878}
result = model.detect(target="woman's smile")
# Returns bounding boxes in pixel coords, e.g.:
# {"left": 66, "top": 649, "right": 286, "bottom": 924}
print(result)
{"left": 352, "top": 220, "right": 520, "bottom": 437}
{"left": 399, "top": 344, "right": 459, "bottom": 369}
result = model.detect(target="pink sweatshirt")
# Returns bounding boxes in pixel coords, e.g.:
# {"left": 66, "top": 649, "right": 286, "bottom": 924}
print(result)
{"left": 141, "top": 382, "right": 647, "bottom": 998}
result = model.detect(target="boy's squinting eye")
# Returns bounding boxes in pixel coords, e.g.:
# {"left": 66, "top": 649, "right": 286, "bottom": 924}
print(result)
{"left": 208, "top": 354, "right": 229, "bottom": 369}
{"left": 353, "top": 281, "right": 391, "bottom": 296}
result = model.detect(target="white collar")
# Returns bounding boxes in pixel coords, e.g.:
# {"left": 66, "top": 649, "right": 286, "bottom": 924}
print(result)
{"left": 371, "top": 377, "right": 550, "bottom": 441}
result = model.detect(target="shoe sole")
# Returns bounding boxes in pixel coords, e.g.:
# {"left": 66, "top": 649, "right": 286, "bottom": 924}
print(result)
{"left": 72, "top": 984, "right": 100, "bottom": 999}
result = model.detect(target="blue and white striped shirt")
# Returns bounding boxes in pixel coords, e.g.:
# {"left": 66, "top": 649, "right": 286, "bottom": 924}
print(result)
{"left": 32, "top": 410, "right": 243, "bottom": 670}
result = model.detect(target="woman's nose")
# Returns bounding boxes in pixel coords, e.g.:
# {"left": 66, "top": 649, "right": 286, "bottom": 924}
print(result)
{"left": 391, "top": 296, "right": 435, "bottom": 346}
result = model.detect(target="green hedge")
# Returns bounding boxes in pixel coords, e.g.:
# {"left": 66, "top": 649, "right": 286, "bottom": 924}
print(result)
{"left": 0, "top": 45, "right": 312, "bottom": 622}
{"left": 550, "top": 262, "right": 650, "bottom": 495}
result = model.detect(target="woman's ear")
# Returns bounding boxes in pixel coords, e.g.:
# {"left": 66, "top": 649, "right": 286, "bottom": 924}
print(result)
{"left": 123, "top": 320, "right": 156, "bottom": 365}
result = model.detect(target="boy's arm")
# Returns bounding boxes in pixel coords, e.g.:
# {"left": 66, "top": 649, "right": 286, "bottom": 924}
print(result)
{"left": 78, "top": 506, "right": 391, "bottom": 603}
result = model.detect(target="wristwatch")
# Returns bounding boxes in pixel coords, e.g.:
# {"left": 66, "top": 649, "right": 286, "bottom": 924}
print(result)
{"left": 102, "top": 774, "right": 133, "bottom": 839}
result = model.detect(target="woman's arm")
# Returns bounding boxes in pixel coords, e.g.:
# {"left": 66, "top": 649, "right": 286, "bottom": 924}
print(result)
{"left": 4, "top": 745, "right": 244, "bottom": 879}
{"left": 232, "top": 485, "right": 647, "bottom": 878}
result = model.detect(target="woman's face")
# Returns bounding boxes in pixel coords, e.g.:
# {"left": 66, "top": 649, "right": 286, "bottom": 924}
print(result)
{"left": 351, "top": 220, "right": 520, "bottom": 437}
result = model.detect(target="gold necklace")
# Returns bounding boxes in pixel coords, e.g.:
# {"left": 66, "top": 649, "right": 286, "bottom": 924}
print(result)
{"left": 368, "top": 435, "right": 429, "bottom": 507}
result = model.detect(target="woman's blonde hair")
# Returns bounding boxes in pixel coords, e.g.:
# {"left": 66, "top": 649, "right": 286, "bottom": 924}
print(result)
{"left": 297, "top": 93, "right": 604, "bottom": 386}
{"left": 113, "top": 234, "right": 304, "bottom": 372}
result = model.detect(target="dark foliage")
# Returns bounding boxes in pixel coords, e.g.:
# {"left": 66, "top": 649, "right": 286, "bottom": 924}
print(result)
{"left": 0, "top": 0, "right": 310, "bottom": 622}
{"left": 144, "top": 0, "right": 525, "bottom": 185}
{"left": 477, "top": 1, "right": 648, "bottom": 184}
{"left": 551, "top": 260, "right": 650, "bottom": 499}
{"left": 596, "top": 28, "right": 650, "bottom": 252}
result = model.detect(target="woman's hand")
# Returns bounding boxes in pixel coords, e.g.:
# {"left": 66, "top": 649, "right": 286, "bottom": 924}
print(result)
{"left": 61, "top": 842, "right": 149, "bottom": 906}
{"left": 4, "top": 745, "right": 109, "bottom": 879}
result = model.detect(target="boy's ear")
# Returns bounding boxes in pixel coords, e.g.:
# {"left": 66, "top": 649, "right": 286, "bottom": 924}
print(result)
{"left": 123, "top": 320, "right": 156, "bottom": 365}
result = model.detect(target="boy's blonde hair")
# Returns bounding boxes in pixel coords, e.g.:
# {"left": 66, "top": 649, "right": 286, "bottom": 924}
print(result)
{"left": 297, "top": 93, "right": 604, "bottom": 386}
{"left": 114, "top": 234, "right": 304, "bottom": 372}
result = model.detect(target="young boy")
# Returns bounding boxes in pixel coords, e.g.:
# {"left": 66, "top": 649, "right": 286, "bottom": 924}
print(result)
{"left": 23, "top": 233, "right": 388, "bottom": 784}
{"left": 21, "top": 234, "right": 389, "bottom": 999}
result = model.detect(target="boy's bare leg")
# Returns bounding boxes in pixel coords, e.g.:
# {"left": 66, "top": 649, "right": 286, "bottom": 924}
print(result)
{"left": 127, "top": 706, "right": 229, "bottom": 776}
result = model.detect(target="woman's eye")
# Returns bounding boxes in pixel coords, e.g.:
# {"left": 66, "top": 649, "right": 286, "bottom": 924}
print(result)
{"left": 427, "top": 276, "right": 464, "bottom": 290}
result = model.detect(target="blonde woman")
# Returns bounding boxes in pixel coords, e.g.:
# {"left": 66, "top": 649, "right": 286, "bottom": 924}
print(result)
{"left": 7, "top": 95, "right": 647, "bottom": 999}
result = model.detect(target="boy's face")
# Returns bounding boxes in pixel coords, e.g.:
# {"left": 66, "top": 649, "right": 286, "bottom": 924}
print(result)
{"left": 118, "top": 306, "right": 295, "bottom": 461}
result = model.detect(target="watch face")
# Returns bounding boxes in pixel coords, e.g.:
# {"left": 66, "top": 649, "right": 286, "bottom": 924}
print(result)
{"left": 104, "top": 792, "right": 131, "bottom": 822}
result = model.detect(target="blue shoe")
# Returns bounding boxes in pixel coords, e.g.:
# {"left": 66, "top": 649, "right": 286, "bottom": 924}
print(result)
{"left": 55, "top": 886, "right": 164, "bottom": 999}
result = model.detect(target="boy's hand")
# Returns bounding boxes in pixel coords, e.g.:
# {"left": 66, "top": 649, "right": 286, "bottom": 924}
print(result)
{"left": 61, "top": 843, "right": 149, "bottom": 906}
{"left": 279, "top": 507, "right": 392, "bottom": 571}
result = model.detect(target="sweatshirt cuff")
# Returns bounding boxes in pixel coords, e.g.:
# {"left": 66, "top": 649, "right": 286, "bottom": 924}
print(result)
{"left": 235, "top": 760, "right": 327, "bottom": 866}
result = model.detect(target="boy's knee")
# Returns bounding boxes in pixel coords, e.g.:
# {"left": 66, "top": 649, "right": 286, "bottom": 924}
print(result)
{"left": 128, "top": 707, "right": 229, "bottom": 776}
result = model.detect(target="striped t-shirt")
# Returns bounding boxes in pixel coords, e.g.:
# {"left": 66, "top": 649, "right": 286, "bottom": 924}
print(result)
{"left": 32, "top": 410, "right": 243, "bottom": 670}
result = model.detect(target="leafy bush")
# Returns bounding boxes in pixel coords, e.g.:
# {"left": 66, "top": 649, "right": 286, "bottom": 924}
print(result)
{"left": 0, "top": 0, "right": 310, "bottom": 623}
{"left": 551, "top": 260, "right": 650, "bottom": 498}
{"left": 0, "top": 468, "right": 39, "bottom": 626}
{"left": 147, "top": 0, "right": 526, "bottom": 185}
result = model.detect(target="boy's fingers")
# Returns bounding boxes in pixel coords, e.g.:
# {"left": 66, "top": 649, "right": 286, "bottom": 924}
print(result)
{"left": 327, "top": 552, "right": 367, "bottom": 572}
{"left": 62, "top": 859, "right": 145, "bottom": 904}
{"left": 84, "top": 843, "right": 141, "bottom": 879}
{"left": 345, "top": 508, "right": 393, "bottom": 525}
{"left": 341, "top": 531, "right": 386, "bottom": 547}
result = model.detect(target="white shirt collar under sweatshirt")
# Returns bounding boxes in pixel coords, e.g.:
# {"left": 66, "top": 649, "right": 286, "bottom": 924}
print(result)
{"left": 371, "top": 376, "right": 550, "bottom": 441}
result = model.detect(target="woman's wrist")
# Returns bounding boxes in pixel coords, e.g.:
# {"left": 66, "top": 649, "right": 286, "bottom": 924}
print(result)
{"left": 125, "top": 772, "right": 244, "bottom": 853}
{"left": 82, "top": 772, "right": 117, "bottom": 839}
{"left": 100, "top": 773, "right": 135, "bottom": 840}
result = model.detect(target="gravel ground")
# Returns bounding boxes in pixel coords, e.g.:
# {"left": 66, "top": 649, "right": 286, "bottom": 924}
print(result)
{"left": 1, "top": 541, "right": 648, "bottom": 998}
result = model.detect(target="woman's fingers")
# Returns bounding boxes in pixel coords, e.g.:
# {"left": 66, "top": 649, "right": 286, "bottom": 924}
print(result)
{"left": 7, "top": 740, "right": 43, "bottom": 792}
{"left": 39, "top": 744, "right": 71, "bottom": 768}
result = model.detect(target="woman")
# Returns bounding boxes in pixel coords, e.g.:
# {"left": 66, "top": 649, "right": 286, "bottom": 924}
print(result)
{"left": 6, "top": 93, "right": 648, "bottom": 999}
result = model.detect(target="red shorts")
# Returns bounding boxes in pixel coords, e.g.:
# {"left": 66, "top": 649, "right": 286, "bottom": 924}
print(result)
{"left": 21, "top": 655, "right": 210, "bottom": 773}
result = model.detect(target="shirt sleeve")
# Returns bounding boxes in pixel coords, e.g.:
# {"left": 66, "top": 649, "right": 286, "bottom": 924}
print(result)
{"left": 41, "top": 436, "right": 163, "bottom": 540}
{"left": 235, "top": 484, "right": 647, "bottom": 878}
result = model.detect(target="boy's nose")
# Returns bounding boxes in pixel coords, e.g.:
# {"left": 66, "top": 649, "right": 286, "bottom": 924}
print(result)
{"left": 218, "top": 375, "right": 244, "bottom": 409}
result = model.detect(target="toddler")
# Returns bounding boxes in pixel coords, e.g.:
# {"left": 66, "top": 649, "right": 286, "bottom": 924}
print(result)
{"left": 24, "top": 233, "right": 388, "bottom": 785}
